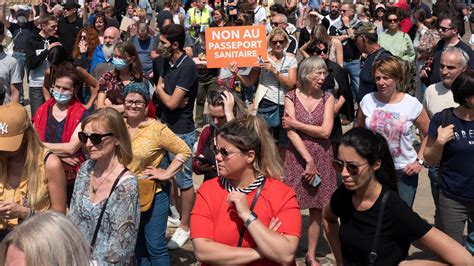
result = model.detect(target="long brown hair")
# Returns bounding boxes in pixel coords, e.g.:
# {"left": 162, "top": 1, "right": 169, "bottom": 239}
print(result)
{"left": 71, "top": 27, "right": 101, "bottom": 60}
{"left": 114, "top": 41, "right": 143, "bottom": 81}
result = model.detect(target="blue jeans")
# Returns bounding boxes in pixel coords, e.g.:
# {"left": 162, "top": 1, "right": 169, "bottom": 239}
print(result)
{"left": 467, "top": 221, "right": 474, "bottom": 255}
{"left": 428, "top": 166, "right": 440, "bottom": 226}
{"left": 343, "top": 59, "right": 361, "bottom": 102}
{"left": 12, "top": 52, "right": 26, "bottom": 101}
{"left": 396, "top": 169, "right": 418, "bottom": 208}
{"left": 160, "top": 131, "right": 196, "bottom": 189}
{"left": 136, "top": 184, "right": 171, "bottom": 265}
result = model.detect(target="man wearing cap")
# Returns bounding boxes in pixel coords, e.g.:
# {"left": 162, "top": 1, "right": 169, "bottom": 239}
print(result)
{"left": 57, "top": 0, "right": 83, "bottom": 59}
{"left": 354, "top": 22, "right": 392, "bottom": 102}
{"left": 0, "top": 21, "right": 22, "bottom": 105}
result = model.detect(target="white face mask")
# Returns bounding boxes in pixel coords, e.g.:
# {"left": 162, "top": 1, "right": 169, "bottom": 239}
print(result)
{"left": 132, "top": 16, "right": 140, "bottom": 22}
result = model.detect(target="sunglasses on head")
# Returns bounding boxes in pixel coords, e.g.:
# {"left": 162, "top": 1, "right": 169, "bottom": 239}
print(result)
{"left": 332, "top": 159, "right": 369, "bottom": 175}
{"left": 438, "top": 25, "right": 454, "bottom": 32}
{"left": 78, "top": 132, "right": 114, "bottom": 145}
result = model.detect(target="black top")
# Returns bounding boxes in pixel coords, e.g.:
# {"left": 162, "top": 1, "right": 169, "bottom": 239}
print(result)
{"left": 25, "top": 33, "right": 60, "bottom": 70}
{"left": 8, "top": 22, "right": 37, "bottom": 53}
{"left": 58, "top": 16, "right": 84, "bottom": 59}
{"left": 298, "top": 27, "right": 311, "bottom": 48}
{"left": 287, "top": 35, "right": 298, "bottom": 55}
{"left": 331, "top": 185, "right": 432, "bottom": 266}
{"left": 156, "top": 53, "right": 198, "bottom": 134}
{"left": 192, "top": 43, "right": 218, "bottom": 81}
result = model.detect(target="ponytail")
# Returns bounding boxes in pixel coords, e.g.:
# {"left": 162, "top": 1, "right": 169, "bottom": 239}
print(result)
{"left": 218, "top": 115, "right": 283, "bottom": 179}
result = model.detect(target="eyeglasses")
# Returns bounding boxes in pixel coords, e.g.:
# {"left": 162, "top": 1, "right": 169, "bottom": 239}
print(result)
{"left": 332, "top": 159, "right": 369, "bottom": 175}
{"left": 438, "top": 26, "right": 454, "bottom": 32}
{"left": 376, "top": 9, "right": 385, "bottom": 13}
{"left": 272, "top": 40, "right": 285, "bottom": 45}
{"left": 124, "top": 99, "right": 146, "bottom": 107}
{"left": 78, "top": 132, "right": 114, "bottom": 145}
{"left": 387, "top": 18, "right": 398, "bottom": 23}
{"left": 315, "top": 47, "right": 329, "bottom": 55}
{"left": 212, "top": 145, "right": 241, "bottom": 159}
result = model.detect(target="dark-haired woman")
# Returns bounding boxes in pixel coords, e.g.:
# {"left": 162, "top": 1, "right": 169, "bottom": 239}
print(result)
{"left": 191, "top": 115, "right": 301, "bottom": 265}
{"left": 97, "top": 42, "right": 144, "bottom": 112}
{"left": 93, "top": 14, "right": 108, "bottom": 44}
{"left": 71, "top": 28, "right": 101, "bottom": 72}
{"left": 424, "top": 70, "right": 474, "bottom": 252}
{"left": 192, "top": 89, "right": 246, "bottom": 181}
{"left": 42, "top": 46, "right": 99, "bottom": 110}
{"left": 324, "top": 127, "right": 473, "bottom": 265}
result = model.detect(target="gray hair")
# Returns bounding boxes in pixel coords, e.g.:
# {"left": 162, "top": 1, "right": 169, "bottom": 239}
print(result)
{"left": 273, "top": 13, "right": 288, "bottom": 23}
{"left": 138, "top": 22, "right": 149, "bottom": 33}
{"left": 1, "top": 211, "right": 90, "bottom": 266}
{"left": 442, "top": 46, "right": 470, "bottom": 67}
{"left": 298, "top": 56, "right": 327, "bottom": 86}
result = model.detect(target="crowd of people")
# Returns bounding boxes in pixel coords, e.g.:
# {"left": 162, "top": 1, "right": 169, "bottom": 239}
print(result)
{"left": 0, "top": 0, "right": 473, "bottom": 265}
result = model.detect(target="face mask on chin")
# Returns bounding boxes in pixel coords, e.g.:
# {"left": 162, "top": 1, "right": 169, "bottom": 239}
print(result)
{"left": 157, "top": 44, "right": 173, "bottom": 59}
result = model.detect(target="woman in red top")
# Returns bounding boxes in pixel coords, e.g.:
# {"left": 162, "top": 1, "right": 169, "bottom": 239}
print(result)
{"left": 191, "top": 115, "right": 301, "bottom": 265}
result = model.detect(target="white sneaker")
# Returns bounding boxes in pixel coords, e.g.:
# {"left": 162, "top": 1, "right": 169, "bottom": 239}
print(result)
{"left": 167, "top": 216, "right": 181, "bottom": 228}
{"left": 167, "top": 227, "right": 190, "bottom": 250}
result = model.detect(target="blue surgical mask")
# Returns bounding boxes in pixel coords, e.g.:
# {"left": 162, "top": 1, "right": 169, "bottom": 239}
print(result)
{"left": 52, "top": 90, "right": 73, "bottom": 104}
{"left": 112, "top": 57, "right": 127, "bottom": 70}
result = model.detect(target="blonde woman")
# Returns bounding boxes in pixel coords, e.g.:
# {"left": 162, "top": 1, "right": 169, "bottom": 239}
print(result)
{"left": 68, "top": 108, "right": 139, "bottom": 265}
{"left": 229, "top": 28, "right": 297, "bottom": 151}
{"left": 0, "top": 103, "right": 67, "bottom": 240}
{"left": 191, "top": 115, "right": 301, "bottom": 265}
{"left": 1, "top": 211, "right": 90, "bottom": 266}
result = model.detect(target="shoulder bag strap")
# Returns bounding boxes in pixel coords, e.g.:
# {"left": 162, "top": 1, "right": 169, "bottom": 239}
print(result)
{"left": 237, "top": 177, "right": 267, "bottom": 247}
{"left": 368, "top": 190, "right": 391, "bottom": 266}
{"left": 90, "top": 168, "right": 129, "bottom": 249}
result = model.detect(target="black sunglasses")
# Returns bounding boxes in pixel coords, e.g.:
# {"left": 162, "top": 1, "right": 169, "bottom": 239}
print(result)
{"left": 315, "top": 47, "right": 329, "bottom": 55}
{"left": 387, "top": 18, "right": 399, "bottom": 23}
{"left": 78, "top": 132, "right": 114, "bottom": 145}
{"left": 271, "top": 21, "right": 283, "bottom": 27}
{"left": 438, "top": 26, "right": 454, "bottom": 32}
{"left": 332, "top": 159, "right": 369, "bottom": 175}
{"left": 272, "top": 40, "right": 285, "bottom": 45}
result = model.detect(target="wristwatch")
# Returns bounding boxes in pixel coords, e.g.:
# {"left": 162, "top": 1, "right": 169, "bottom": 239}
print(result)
{"left": 244, "top": 212, "right": 258, "bottom": 228}
{"left": 416, "top": 158, "right": 426, "bottom": 166}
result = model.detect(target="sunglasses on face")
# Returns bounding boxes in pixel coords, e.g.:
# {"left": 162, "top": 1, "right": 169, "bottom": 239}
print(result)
{"left": 438, "top": 26, "right": 454, "bottom": 32}
{"left": 387, "top": 18, "right": 398, "bottom": 23}
{"left": 315, "top": 47, "right": 329, "bottom": 55}
{"left": 332, "top": 159, "right": 369, "bottom": 175}
{"left": 78, "top": 132, "right": 114, "bottom": 145}
{"left": 212, "top": 145, "right": 241, "bottom": 159}
{"left": 271, "top": 21, "right": 283, "bottom": 27}
{"left": 272, "top": 40, "right": 285, "bottom": 45}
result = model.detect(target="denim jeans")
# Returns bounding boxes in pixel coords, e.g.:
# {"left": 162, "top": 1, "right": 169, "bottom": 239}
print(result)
{"left": 467, "top": 221, "right": 474, "bottom": 255}
{"left": 12, "top": 52, "right": 26, "bottom": 102}
{"left": 136, "top": 184, "right": 171, "bottom": 266}
{"left": 160, "top": 131, "right": 196, "bottom": 189}
{"left": 343, "top": 59, "right": 361, "bottom": 102}
{"left": 428, "top": 166, "right": 440, "bottom": 226}
{"left": 29, "top": 86, "right": 44, "bottom": 117}
{"left": 396, "top": 169, "right": 418, "bottom": 208}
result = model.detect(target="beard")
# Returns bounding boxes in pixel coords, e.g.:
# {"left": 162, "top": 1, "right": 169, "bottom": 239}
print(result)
{"left": 102, "top": 43, "right": 115, "bottom": 59}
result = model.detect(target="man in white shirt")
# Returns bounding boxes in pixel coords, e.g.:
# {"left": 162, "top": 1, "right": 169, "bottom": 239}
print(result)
{"left": 248, "top": 0, "right": 267, "bottom": 25}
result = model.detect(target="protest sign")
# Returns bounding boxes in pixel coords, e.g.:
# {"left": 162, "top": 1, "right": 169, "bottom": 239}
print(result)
{"left": 205, "top": 25, "right": 267, "bottom": 68}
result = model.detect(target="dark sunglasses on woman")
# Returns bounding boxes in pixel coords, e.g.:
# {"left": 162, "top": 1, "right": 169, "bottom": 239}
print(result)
{"left": 332, "top": 159, "right": 369, "bottom": 175}
{"left": 78, "top": 132, "right": 114, "bottom": 145}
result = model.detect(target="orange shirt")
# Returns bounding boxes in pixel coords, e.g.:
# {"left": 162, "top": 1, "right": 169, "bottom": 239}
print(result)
{"left": 191, "top": 177, "right": 302, "bottom": 265}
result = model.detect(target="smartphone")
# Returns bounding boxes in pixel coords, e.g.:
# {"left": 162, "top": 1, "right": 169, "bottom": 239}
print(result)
{"left": 311, "top": 174, "right": 322, "bottom": 187}
{"left": 258, "top": 55, "right": 264, "bottom": 64}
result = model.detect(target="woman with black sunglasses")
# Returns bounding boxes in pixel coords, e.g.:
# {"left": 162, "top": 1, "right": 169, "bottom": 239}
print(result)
{"left": 68, "top": 107, "right": 139, "bottom": 265}
{"left": 191, "top": 115, "right": 301, "bottom": 265}
{"left": 324, "top": 127, "right": 473, "bottom": 265}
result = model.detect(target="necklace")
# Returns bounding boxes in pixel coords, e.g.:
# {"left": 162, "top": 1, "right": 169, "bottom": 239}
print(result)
{"left": 91, "top": 163, "right": 120, "bottom": 194}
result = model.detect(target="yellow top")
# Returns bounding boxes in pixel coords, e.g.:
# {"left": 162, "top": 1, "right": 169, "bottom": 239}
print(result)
{"left": 127, "top": 119, "right": 192, "bottom": 193}
{"left": 0, "top": 149, "right": 52, "bottom": 230}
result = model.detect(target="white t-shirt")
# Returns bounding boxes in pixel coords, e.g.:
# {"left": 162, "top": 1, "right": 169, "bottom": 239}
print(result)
{"left": 261, "top": 54, "right": 297, "bottom": 105}
{"left": 253, "top": 6, "right": 267, "bottom": 25}
{"left": 423, "top": 82, "right": 459, "bottom": 119}
{"left": 361, "top": 93, "right": 422, "bottom": 169}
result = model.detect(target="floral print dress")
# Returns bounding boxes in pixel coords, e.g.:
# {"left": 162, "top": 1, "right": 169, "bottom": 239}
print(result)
{"left": 68, "top": 160, "right": 140, "bottom": 265}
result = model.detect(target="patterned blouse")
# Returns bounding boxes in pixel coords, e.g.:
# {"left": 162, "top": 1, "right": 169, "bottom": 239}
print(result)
{"left": 99, "top": 71, "right": 139, "bottom": 105}
{"left": 68, "top": 160, "right": 139, "bottom": 265}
